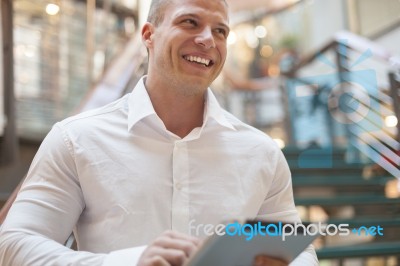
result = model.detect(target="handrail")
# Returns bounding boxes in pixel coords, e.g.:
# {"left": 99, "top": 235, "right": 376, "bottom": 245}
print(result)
{"left": 389, "top": 73, "right": 400, "bottom": 142}
{"left": 75, "top": 32, "right": 147, "bottom": 113}
{"left": 283, "top": 42, "right": 335, "bottom": 76}
{"left": 286, "top": 31, "right": 400, "bottom": 75}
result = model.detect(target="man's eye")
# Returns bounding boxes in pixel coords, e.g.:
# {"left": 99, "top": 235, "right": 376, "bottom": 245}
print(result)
{"left": 215, "top": 28, "right": 227, "bottom": 37}
{"left": 183, "top": 19, "right": 197, "bottom": 26}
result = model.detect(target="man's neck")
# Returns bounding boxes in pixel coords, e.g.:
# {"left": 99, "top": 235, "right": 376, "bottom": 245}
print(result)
{"left": 145, "top": 79, "right": 206, "bottom": 138}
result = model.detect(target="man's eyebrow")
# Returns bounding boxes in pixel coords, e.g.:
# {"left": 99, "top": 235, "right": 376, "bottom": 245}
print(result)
{"left": 175, "top": 12, "right": 230, "bottom": 30}
{"left": 174, "top": 13, "right": 201, "bottom": 21}
{"left": 217, "top": 22, "right": 230, "bottom": 31}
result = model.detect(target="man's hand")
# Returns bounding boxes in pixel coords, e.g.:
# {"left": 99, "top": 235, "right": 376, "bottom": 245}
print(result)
{"left": 253, "top": 255, "right": 288, "bottom": 266}
{"left": 137, "top": 230, "right": 201, "bottom": 266}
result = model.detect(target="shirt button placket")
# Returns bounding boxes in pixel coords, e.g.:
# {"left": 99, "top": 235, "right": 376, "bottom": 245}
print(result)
{"left": 171, "top": 141, "right": 190, "bottom": 233}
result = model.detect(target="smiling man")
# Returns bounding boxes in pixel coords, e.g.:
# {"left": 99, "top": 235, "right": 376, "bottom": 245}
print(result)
{"left": 142, "top": 0, "right": 230, "bottom": 139}
{"left": 0, "top": 0, "right": 318, "bottom": 265}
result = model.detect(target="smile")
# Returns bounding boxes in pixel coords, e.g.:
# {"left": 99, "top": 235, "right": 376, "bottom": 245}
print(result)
{"left": 183, "top": 55, "right": 214, "bottom": 67}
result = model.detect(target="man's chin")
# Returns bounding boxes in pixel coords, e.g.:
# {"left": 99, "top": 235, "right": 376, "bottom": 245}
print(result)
{"left": 188, "top": 72, "right": 216, "bottom": 85}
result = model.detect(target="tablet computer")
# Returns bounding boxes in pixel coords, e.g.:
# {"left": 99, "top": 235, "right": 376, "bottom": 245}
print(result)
{"left": 185, "top": 220, "right": 320, "bottom": 266}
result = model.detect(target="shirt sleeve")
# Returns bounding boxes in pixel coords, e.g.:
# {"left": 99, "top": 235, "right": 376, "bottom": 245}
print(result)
{"left": 102, "top": 246, "right": 147, "bottom": 266}
{"left": 256, "top": 149, "right": 319, "bottom": 265}
{"left": 256, "top": 150, "right": 299, "bottom": 221}
{"left": 0, "top": 124, "right": 145, "bottom": 266}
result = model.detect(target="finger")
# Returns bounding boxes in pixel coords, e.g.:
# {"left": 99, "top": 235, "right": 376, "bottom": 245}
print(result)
{"left": 253, "top": 255, "right": 288, "bottom": 266}
{"left": 139, "top": 231, "right": 202, "bottom": 266}
{"left": 146, "top": 246, "right": 188, "bottom": 266}
{"left": 143, "top": 255, "right": 170, "bottom": 266}
{"left": 163, "top": 230, "right": 201, "bottom": 246}
{"left": 154, "top": 236, "right": 199, "bottom": 257}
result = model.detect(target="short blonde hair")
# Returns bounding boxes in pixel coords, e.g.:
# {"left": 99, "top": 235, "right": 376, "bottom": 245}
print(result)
{"left": 147, "top": 0, "right": 173, "bottom": 26}
{"left": 147, "top": 0, "right": 228, "bottom": 26}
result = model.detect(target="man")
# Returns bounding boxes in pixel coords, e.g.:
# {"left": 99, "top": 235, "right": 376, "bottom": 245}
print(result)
{"left": 0, "top": 0, "right": 318, "bottom": 265}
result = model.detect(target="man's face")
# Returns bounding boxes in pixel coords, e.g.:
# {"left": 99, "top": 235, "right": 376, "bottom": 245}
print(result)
{"left": 146, "top": 0, "right": 229, "bottom": 95}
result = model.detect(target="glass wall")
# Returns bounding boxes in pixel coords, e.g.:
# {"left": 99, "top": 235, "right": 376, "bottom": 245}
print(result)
{"left": 13, "top": 0, "right": 137, "bottom": 140}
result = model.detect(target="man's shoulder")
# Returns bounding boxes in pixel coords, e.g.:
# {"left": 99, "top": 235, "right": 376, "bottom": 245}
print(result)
{"left": 222, "top": 110, "right": 280, "bottom": 149}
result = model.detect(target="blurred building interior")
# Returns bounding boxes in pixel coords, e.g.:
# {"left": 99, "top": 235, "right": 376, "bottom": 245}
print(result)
{"left": 1, "top": 0, "right": 400, "bottom": 265}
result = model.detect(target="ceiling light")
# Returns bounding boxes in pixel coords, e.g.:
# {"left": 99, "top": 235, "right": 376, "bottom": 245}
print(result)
{"left": 227, "top": 31, "right": 237, "bottom": 45}
{"left": 385, "top": 115, "right": 398, "bottom": 128}
{"left": 46, "top": 3, "right": 60, "bottom": 16}
{"left": 254, "top": 25, "right": 267, "bottom": 39}
{"left": 273, "top": 138, "right": 285, "bottom": 149}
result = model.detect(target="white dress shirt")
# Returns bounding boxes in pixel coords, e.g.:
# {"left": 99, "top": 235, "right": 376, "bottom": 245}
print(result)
{"left": 0, "top": 77, "right": 318, "bottom": 265}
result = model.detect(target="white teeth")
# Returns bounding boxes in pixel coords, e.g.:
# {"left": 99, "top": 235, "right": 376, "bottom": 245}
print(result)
{"left": 184, "top": 55, "right": 210, "bottom": 66}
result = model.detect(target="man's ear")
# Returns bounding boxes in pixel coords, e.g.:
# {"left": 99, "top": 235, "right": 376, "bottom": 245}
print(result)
{"left": 142, "top": 22, "right": 154, "bottom": 49}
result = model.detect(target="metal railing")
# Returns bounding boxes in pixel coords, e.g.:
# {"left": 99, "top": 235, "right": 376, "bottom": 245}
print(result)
{"left": 283, "top": 31, "right": 400, "bottom": 175}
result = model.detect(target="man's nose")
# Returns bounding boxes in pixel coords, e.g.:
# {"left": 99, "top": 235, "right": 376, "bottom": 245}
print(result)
{"left": 195, "top": 27, "right": 216, "bottom": 49}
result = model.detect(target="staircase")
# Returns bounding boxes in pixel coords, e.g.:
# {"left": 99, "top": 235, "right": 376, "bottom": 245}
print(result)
{"left": 279, "top": 30, "right": 400, "bottom": 264}
{"left": 283, "top": 146, "right": 400, "bottom": 264}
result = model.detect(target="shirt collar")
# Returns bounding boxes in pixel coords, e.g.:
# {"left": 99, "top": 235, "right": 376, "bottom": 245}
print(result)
{"left": 127, "top": 76, "right": 236, "bottom": 132}
{"left": 204, "top": 88, "right": 236, "bottom": 131}
{"left": 127, "top": 77, "right": 157, "bottom": 131}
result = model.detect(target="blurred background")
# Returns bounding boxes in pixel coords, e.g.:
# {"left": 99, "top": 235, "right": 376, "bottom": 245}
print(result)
{"left": 1, "top": 0, "right": 400, "bottom": 265}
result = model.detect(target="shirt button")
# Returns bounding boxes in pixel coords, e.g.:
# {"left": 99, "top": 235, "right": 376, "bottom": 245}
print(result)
{"left": 175, "top": 183, "right": 182, "bottom": 190}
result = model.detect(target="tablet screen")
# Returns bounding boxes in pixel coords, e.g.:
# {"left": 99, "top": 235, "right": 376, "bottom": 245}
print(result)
{"left": 186, "top": 220, "right": 319, "bottom": 266}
